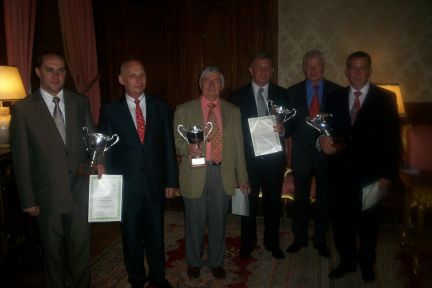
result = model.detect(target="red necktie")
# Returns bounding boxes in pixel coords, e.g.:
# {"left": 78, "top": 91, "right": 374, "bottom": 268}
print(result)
{"left": 351, "top": 91, "right": 362, "bottom": 125}
{"left": 135, "top": 99, "right": 145, "bottom": 143}
{"left": 309, "top": 85, "right": 320, "bottom": 118}
{"left": 207, "top": 103, "right": 222, "bottom": 163}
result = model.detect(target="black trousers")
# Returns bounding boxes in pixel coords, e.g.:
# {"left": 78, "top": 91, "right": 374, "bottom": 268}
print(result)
{"left": 121, "top": 202, "right": 165, "bottom": 287}
{"left": 241, "top": 157, "right": 284, "bottom": 250}
{"left": 331, "top": 178, "right": 379, "bottom": 270}
{"left": 292, "top": 164, "right": 330, "bottom": 246}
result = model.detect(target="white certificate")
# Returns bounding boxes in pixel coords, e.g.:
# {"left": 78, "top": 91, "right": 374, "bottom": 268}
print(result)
{"left": 232, "top": 188, "right": 249, "bottom": 216}
{"left": 362, "top": 181, "right": 387, "bottom": 211}
{"left": 248, "top": 115, "right": 282, "bottom": 156}
{"left": 88, "top": 175, "right": 123, "bottom": 222}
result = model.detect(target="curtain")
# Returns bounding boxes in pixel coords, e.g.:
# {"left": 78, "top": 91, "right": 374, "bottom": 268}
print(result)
{"left": 3, "top": 0, "right": 37, "bottom": 93}
{"left": 58, "top": 0, "right": 101, "bottom": 123}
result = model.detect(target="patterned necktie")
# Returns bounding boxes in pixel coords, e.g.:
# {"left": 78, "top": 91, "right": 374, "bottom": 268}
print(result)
{"left": 351, "top": 91, "right": 362, "bottom": 125}
{"left": 135, "top": 99, "right": 146, "bottom": 143}
{"left": 52, "top": 97, "right": 66, "bottom": 144}
{"left": 309, "top": 85, "right": 320, "bottom": 118}
{"left": 207, "top": 103, "right": 222, "bottom": 163}
{"left": 257, "top": 87, "right": 268, "bottom": 116}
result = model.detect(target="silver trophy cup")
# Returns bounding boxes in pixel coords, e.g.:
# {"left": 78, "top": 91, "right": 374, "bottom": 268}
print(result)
{"left": 177, "top": 122, "right": 213, "bottom": 167}
{"left": 305, "top": 113, "right": 334, "bottom": 136}
{"left": 267, "top": 100, "right": 297, "bottom": 122}
{"left": 79, "top": 127, "right": 120, "bottom": 175}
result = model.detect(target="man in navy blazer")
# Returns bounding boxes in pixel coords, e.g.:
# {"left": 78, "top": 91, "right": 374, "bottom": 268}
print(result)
{"left": 320, "top": 51, "right": 400, "bottom": 282}
{"left": 229, "top": 52, "right": 288, "bottom": 259}
{"left": 99, "top": 60, "right": 178, "bottom": 288}
{"left": 285, "top": 50, "right": 342, "bottom": 257}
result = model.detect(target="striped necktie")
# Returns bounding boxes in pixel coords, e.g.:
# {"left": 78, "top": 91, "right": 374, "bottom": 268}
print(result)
{"left": 52, "top": 97, "right": 66, "bottom": 144}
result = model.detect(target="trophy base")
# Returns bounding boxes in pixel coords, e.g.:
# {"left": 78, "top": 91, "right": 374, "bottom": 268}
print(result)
{"left": 77, "top": 163, "right": 95, "bottom": 176}
{"left": 190, "top": 157, "right": 207, "bottom": 167}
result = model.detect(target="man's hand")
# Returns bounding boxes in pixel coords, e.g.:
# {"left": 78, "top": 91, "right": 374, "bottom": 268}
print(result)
{"left": 319, "top": 136, "right": 338, "bottom": 155}
{"left": 239, "top": 182, "right": 250, "bottom": 194}
{"left": 188, "top": 144, "right": 202, "bottom": 158}
{"left": 94, "top": 164, "right": 105, "bottom": 179}
{"left": 378, "top": 178, "right": 391, "bottom": 190}
{"left": 165, "top": 187, "right": 178, "bottom": 198}
{"left": 23, "top": 206, "right": 40, "bottom": 217}
{"left": 273, "top": 122, "right": 285, "bottom": 136}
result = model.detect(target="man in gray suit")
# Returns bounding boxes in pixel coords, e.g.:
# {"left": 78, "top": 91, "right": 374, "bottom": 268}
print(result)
{"left": 10, "top": 53, "right": 100, "bottom": 288}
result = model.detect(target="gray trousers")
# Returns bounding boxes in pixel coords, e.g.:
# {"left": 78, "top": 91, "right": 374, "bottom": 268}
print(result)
{"left": 37, "top": 206, "right": 90, "bottom": 288}
{"left": 183, "top": 165, "right": 230, "bottom": 268}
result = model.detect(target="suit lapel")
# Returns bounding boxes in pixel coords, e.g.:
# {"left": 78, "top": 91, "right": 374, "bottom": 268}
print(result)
{"left": 118, "top": 97, "right": 142, "bottom": 146}
{"left": 64, "top": 91, "right": 78, "bottom": 152}
{"left": 32, "top": 91, "right": 67, "bottom": 149}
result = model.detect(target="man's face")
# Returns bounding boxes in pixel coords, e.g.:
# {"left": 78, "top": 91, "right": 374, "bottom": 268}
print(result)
{"left": 345, "top": 57, "right": 372, "bottom": 90}
{"left": 303, "top": 56, "right": 324, "bottom": 84}
{"left": 118, "top": 60, "right": 146, "bottom": 98}
{"left": 249, "top": 58, "right": 274, "bottom": 87}
{"left": 200, "top": 72, "right": 224, "bottom": 101}
{"left": 35, "top": 55, "right": 66, "bottom": 96}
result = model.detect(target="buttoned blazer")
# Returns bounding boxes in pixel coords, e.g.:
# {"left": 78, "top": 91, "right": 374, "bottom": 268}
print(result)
{"left": 325, "top": 84, "right": 401, "bottom": 184}
{"left": 99, "top": 95, "right": 178, "bottom": 207}
{"left": 228, "top": 82, "right": 289, "bottom": 174}
{"left": 173, "top": 99, "right": 248, "bottom": 198}
{"left": 10, "top": 90, "right": 94, "bottom": 214}
{"left": 286, "top": 80, "right": 342, "bottom": 172}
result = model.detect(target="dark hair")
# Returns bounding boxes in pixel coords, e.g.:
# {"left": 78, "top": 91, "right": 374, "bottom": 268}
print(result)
{"left": 249, "top": 51, "right": 273, "bottom": 67}
{"left": 346, "top": 51, "right": 371, "bottom": 68}
{"left": 35, "top": 52, "right": 66, "bottom": 68}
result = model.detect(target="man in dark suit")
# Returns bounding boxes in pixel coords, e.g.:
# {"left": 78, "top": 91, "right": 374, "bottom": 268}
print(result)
{"left": 10, "top": 53, "right": 99, "bottom": 288}
{"left": 99, "top": 60, "right": 178, "bottom": 288}
{"left": 285, "top": 50, "right": 342, "bottom": 257}
{"left": 229, "top": 52, "right": 287, "bottom": 259}
{"left": 319, "top": 51, "right": 400, "bottom": 282}
{"left": 174, "top": 66, "right": 249, "bottom": 280}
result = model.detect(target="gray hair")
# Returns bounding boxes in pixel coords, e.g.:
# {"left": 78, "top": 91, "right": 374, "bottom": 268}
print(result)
{"left": 199, "top": 66, "right": 225, "bottom": 87}
{"left": 303, "top": 49, "right": 326, "bottom": 66}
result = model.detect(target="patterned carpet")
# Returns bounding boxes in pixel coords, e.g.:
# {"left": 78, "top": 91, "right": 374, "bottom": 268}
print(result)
{"left": 91, "top": 211, "right": 420, "bottom": 288}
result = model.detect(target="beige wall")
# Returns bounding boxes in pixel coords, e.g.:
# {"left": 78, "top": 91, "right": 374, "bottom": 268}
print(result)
{"left": 278, "top": 0, "right": 432, "bottom": 102}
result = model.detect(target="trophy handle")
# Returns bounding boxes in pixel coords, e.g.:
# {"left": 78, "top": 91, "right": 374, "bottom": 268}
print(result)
{"left": 82, "top": 127, "right": 90, "bottom": 150}
{"left": 305, "top": 116, "right": 322, "bottom": 132}
{"left": 177, "top": 125, "right": 189, "bottom": 143}
{"left": 283, "top": 108, "right": 297, "bottom": 122}
{"left": 203, "top": 122, "right": 213, "bottom": 143}
{"left": 104, "top": 134, "right": 120, "bottom": 152}
{"left": 266, "top": 99, "right": 273, "bottom": 116}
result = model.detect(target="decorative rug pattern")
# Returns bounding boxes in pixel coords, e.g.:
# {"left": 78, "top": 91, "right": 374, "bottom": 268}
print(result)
{"left": 91, "top": 211, "right": 408, "bottom": 288}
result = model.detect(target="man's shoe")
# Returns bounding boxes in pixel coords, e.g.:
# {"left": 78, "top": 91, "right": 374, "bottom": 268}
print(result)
{"left": 211, "top": 266, "right": 226, "bottom": 279}
{"left": 271, "top": 247, "right": 285, "bottom": 259}
{"left": 187, "top": 267, "right": 200, "bottom": 279}
{"left": 286, "top": 242, "right": 307, "bottom": 253}
{"left": 328, "top": 264, "right": 356, "bottom": 279}
{"left": 361, "top": 268, "right": 375, "bottom": 282}
{"left": 239, "top": 248, "right": 252, "bottom": 258}
{"left": 313, "top": 243, "right": 331, "bottom": 258}
{"left": 146, "top": 279, "right": 173, "bottom": 288}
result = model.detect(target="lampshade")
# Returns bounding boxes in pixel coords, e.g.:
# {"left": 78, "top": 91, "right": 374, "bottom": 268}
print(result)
{"left": 0, "top": 66, "right": 26, "bottom": 100}
{"left": 376, "top": 83, "right": 406, "bottom": 117}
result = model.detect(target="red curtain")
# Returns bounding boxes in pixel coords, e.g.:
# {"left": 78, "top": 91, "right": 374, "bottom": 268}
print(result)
{"left": 58, "top": 0, "right": 101, "bottom": 123}
{"left": 3, "top": 0, "right": 37, "bottom": 93}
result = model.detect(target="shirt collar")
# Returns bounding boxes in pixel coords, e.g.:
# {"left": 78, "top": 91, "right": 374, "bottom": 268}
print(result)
{"left": 350, "top": 82, "right": 370, "bottom": 96}
{"left": 40, "top": 88, "right": 64, "bottom": 102}
{"left": 126, "top": 93, "right": 145, "bottom": 103}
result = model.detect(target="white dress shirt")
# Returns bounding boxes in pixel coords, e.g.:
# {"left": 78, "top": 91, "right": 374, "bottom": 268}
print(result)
{"left": 125, "top": 93, "right": 147, "bottom": 128}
